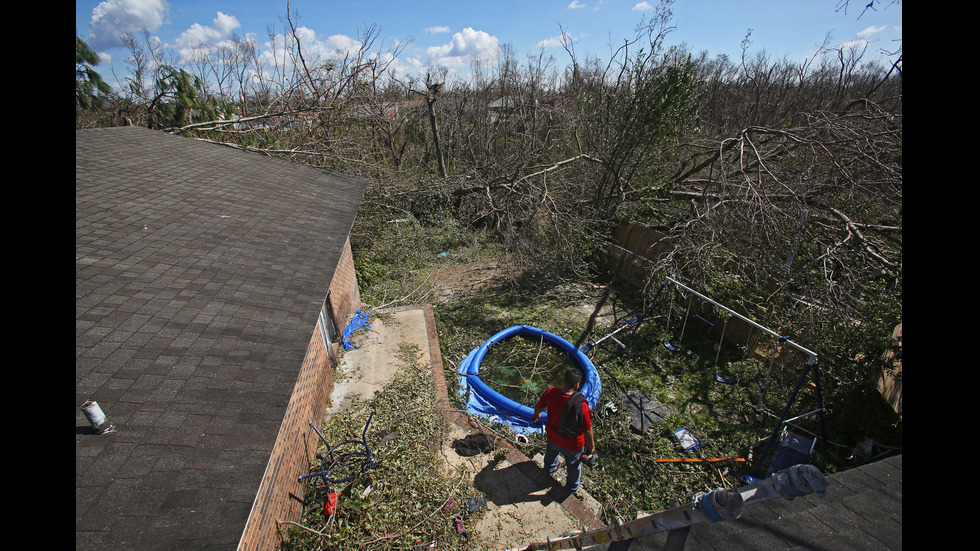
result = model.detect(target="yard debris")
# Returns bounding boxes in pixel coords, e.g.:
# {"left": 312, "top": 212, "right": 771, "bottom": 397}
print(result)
{"left": 324, "top": 491, "right": 341, "bottom": 516}
{"left": 453, "top": 514, "right": 465, "bottom": 533}
{"left": 379, "top": 430, "right": 401, "bottom": 447}
{"left": 451, "top": 432, "right": 496, "bottom": 456}
{"left": 453, "top": 513, "right": 469, "bottom": 541}
{"left": 466, "top": 496, "right": 487, "bottom": 513}
{"left": 441, "top": 497, "right": 455, "bottom": 513}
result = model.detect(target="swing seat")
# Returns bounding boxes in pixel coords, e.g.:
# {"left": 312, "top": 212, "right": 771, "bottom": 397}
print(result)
{"left": 766, "top": 427, "right": 816, "bottom": 477}
{"left": 662, "top": 339, "right": 680, "bottom": 352}
{"left": 714, "top": 373, "right": 738, "bottom": 385}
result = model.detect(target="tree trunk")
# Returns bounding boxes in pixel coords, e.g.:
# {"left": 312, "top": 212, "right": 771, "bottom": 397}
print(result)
{"left": 425, "top": 84, "right": 447, "bottom": 178}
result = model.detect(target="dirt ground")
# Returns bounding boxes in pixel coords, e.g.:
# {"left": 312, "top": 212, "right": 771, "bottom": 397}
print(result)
{"left": 438, "top": 422, "right": 586, "bottom": 550}
{"left": 329, "top": 306, "right": 606, "bottom": 551}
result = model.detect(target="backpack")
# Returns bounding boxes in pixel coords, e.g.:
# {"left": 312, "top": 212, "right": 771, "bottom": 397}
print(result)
{"left": 557, "top": 392, "right": 586, "bottom": 439}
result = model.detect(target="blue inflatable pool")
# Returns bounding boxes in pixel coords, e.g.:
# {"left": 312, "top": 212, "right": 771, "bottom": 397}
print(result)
{"left": 457, "top": 325, "right": 602, "bottom": 433}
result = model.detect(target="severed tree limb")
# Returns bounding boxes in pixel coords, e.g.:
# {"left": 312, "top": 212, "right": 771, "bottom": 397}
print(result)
{"left": 451, "top": 153, "right": 605, "bottom": 200}
{"left": 167, "top": 105, "right": 336, "bottom": 134}
{"left": 515, "top": 153, "right": 605, "bottom": 184}
{"left": 829, "top": 207, "right": 899, "bottom": 270}
{"left": 276, "top": 519, "right": 330, "bottom": 539}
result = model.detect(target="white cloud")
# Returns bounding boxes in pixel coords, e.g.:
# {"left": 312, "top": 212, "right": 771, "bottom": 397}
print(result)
{"left": 632, "top": 2, "right": 653, "bottom": 11}
{"left": 323, "top": 33, "right": 363, "bottom": 56}
{"left": 427, "top": 27, "right": 500, "bottom": 68}
{"left": 379, "top": 51, "right": 424, "bottom": 81}
{"left": 838, "top": 39, "right": 870, "bottom": 52}
{"left": 537, "top": 32, "right": 571, "bottom": 49}
{"left": 568, "top": 1, "right": 586, "bottom": 9}
{"left": 856, "top": 25, "right": 887, "bottom": 39}
{"left": 174, "top": 11, "right": 242, "bottom": 62}
{"left": 424, "top": 26, "right": 451, "bottom": 35}
{"left": 258, "top": 27, "right": 366, "bottom": 74}
{"left": 86, "top": 0, "right": 169, "bottom": 51}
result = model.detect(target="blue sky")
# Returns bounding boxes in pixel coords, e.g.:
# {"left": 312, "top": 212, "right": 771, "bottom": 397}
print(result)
{"left": 76, "top": 0, "right": 902, "bottom": 92}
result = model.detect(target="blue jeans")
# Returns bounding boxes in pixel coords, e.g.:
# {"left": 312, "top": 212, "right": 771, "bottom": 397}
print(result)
{"left": 544, "top": 439, "right": 584, "bottom": 492}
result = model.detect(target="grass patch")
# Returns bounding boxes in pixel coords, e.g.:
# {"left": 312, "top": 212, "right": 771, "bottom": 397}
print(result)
{"left": 434, "top": 281, "right": 842, "bottom": 523}
{"left": 282, "top": 346, "right": 473, "bottom": 551}
{"left": 346, "top": 226, "right": 900, "bottom": 528}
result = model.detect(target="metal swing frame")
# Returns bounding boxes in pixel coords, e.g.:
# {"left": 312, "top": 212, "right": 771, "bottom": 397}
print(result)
{"left": 579, "top": 279, "right": 669, "bottom": 355}
{"left": 578, "top": 275, "right": 828, "bottom": 476}
{"left": 656, "top": 277, "right": 829, "bottom": 476}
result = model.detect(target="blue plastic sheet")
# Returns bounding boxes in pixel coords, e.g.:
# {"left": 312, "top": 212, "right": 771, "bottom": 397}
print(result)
{"left": 342, "top": 310, "right": 371, "bottom": 351}
{"left": 457, "top": 325, "right": 601, "bottom": 434}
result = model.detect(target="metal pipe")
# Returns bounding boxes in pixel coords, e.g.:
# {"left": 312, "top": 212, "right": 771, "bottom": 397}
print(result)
{"left": 664, "top": 277, "right": 818, "bottom": 361}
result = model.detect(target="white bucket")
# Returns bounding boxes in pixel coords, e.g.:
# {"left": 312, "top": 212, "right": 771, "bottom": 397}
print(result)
{"left": 81, "top": 400, "right": 107, "bottom": 429}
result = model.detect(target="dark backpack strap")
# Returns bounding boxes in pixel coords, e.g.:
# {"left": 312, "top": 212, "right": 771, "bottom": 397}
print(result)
{"left": 558, "top": 392, "right": 586, "bottom": 438}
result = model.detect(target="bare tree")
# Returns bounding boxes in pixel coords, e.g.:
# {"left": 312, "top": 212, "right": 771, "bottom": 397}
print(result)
{"left": 420, "top": 72, "right": 447, "bottom": 177}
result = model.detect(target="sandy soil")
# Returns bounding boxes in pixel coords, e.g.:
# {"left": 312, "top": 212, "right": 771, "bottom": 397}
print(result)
{"left": 437, "top": 421, "right": 585, "bottom": 550}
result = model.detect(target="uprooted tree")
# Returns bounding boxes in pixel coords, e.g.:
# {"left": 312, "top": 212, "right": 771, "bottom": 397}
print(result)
{"left": 77, "top": 0, "right": 901, "bottom": 438}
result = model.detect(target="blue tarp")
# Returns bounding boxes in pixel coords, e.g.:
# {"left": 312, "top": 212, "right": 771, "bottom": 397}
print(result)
{"left": 342, "top": 310, "right": 371, "bottom": 350}
{"left": 457, "top": 325, "right": 601, "bottom": 434}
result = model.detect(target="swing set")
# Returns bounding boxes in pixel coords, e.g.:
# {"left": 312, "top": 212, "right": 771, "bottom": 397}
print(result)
{"left": 663, "top": 277, "right": 827, "bottom": 477}
{"left": 584, "top": 275, "right": 828, "bottom": 477}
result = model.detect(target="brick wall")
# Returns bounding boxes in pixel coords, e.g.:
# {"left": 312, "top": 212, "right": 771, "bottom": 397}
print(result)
{"left": 327, "top": 238, "right": 362, "bottom": 325}
{"left": 237, "top": 239, "right": 361, "bottom": 550}
{"left": 237, "top": 322, "right": 336, "bottom": 550}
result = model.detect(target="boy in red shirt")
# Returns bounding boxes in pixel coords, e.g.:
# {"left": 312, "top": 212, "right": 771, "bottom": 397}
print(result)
{"left": 531, "top": 368, "right": 595, "bottom": 494}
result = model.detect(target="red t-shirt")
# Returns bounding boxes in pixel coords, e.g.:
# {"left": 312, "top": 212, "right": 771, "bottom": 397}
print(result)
{"left": 536, "top": 386, "right": 592, "bottom": 450}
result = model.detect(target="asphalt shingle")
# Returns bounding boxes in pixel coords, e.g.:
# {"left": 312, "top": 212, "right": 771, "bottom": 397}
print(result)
{"left": 76, "top": 126, "right": 368, "bottom": 550}
{"left": 612, "top": 455, "right": 902, "bottom": 550}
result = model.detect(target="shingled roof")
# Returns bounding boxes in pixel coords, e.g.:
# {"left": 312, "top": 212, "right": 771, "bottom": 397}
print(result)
{"left": 76, "top": 127, "right": 368, "bottom": 549}
{"left": 614, "top": 454, "right": 902, "bottom": 550}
